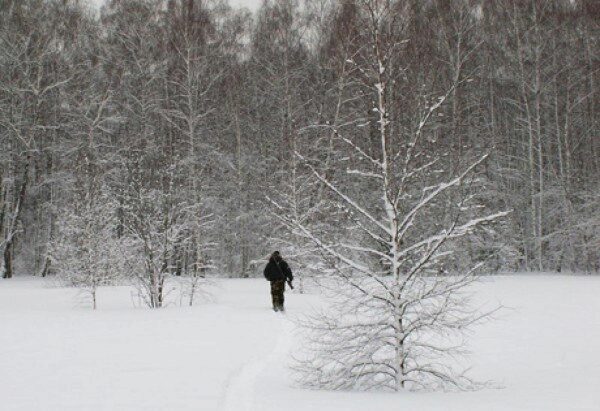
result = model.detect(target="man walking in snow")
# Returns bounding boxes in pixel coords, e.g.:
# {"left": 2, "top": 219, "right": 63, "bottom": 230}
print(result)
{"left": 263, "top": 251, "right": 293, "bottom": 312}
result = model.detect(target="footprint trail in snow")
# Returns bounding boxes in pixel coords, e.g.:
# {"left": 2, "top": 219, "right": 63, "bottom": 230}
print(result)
{"left": 221, "top": 315, "right": 294, "bottom": 411}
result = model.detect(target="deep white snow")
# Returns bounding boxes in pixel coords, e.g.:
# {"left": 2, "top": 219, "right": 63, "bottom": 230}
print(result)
{"left": 1, "top": 275, "right": 599, "bottom": 410}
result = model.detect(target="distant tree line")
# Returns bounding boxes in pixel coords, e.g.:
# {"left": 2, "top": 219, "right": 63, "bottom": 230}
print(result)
{"left": 1, "top": 0, "right": 598, "bottom": 289}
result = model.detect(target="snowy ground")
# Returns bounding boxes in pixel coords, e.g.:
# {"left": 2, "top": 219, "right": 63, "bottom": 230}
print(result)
{"left": 1, "top": 275, "right": 599, "bottom": 411}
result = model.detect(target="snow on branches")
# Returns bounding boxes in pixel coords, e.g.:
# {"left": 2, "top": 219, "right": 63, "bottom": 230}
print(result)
{"left": 51, "top": 189, "right": 122, "bottom": 310}
{"left": 288, "top": 0, "right": 508, "bottom": 391}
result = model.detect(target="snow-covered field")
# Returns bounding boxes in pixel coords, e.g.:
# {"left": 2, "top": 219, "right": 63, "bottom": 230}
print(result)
{"left": 1, "top": 275, "right": 599, "bottom": 411}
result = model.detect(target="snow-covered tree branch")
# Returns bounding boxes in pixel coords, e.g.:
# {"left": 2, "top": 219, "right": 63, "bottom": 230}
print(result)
{"left": 290, "top": 0, "right": 508, "bottom": 391}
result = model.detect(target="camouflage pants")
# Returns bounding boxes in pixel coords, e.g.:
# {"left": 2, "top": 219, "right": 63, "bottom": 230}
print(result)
{"left": 270, "top": 280, "right": 285, "bottom": 311}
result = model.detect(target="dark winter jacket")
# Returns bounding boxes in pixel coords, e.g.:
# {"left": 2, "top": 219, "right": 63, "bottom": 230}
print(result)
{"left": 263, "top": 258, "right": 293, "bottom": 282}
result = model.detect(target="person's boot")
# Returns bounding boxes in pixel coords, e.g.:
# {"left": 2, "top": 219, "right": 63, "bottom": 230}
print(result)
{"left": 273, "top": 305, "right": 279, "bottom": 312}
{"left": 278, "top": 305, "right": 285, "bottom": 313}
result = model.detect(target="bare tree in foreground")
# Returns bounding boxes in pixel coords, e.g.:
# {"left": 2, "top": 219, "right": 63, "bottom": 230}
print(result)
{"left": 289, "top": 0, "right": 508, "bottom": 391}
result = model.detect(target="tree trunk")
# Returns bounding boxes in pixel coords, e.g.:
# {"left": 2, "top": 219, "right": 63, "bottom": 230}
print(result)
{"left": 1, "top": 156, "right": 30, "bottom": 279}
{"left": 2, "top": 245, "right": 13, "bottom": 279}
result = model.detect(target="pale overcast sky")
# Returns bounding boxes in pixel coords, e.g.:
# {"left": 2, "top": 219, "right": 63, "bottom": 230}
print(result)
{"left": 88, "top": 0, "right": 262, "bottom": 11}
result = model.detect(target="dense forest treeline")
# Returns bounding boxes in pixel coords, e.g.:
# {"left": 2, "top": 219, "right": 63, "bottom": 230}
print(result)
{"left": 1, "top": 0, "right": 598, "bottom": 285}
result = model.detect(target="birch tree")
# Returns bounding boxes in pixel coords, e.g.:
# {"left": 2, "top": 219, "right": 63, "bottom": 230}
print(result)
{"left": 0, "top": 0, "right": 74, "bottom": 278}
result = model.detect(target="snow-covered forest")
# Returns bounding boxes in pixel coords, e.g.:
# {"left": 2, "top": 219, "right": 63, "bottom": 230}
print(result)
{"left": 1, "top": 0, "right": 598, "bottom": 282}
{"left": 1, "top": 0, "right": 599, "bottom": 408}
